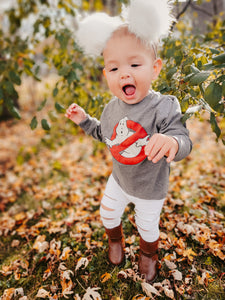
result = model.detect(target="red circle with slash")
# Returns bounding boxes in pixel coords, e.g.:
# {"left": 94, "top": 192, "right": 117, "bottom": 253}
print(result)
{"left": 109, "top": 120, "right": 148, "bottom": 165}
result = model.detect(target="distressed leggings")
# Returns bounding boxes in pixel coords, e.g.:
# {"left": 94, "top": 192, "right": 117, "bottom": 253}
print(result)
{"left": 100, "top": 175, "right": 165, "bottom": 242}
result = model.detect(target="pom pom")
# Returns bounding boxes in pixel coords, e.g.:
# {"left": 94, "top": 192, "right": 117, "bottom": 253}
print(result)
{"left": 123, "top": 0, "right": 174, "bottom": 44}
{"left": 76, "top": 13, "right": 122, "bottom": 57}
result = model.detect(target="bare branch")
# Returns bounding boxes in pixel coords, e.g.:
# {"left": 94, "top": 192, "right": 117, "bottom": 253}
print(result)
{"left": 190, "top": 2, "right": 213, "bottom": 17}
{"left": 171, "top": 0, "right": 193, "bottom": 31}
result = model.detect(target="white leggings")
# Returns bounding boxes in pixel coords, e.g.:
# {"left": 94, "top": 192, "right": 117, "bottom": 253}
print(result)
{"left": 100, "top": 175, "right": 165, "bottom": 242}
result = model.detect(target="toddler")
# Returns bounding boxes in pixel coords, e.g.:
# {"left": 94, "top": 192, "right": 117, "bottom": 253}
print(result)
{"left": 65, "top": 0, "right": 192, "bottom": 283}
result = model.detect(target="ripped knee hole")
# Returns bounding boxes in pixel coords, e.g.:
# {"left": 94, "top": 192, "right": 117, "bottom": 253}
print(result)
{"left": 101, "top": 203, "right": 115, "bottom": 211}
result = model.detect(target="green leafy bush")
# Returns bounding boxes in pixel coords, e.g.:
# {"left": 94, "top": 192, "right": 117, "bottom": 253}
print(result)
{"left": 0, "top": 0, "right": 224, "bottom": 143}
{"left": 153, "top": 18, "right": 225, "bottom": 143}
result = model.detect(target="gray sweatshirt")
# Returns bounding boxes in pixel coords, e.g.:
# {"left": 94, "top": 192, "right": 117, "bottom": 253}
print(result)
{"left": 79, "top": 90, "right": 192, "bottom": 200}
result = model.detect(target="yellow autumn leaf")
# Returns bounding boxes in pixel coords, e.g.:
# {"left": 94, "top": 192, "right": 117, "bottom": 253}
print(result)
{"left": 183, "top": 248, "right": 197, "bottom": 261}
{"left": 14, "top": 271, "right": 21, "bottom": 280}
{"left": 2, "top": 288, "right": 15, "bottom": 299}
{"left": 14, "top": 212, "right": 27, "bottom": 222}
{"left": 132, "top": 295, "right": 150, "bottom": 300}
{"left": 100, "top": 272, "right": 112, "bottom": 283}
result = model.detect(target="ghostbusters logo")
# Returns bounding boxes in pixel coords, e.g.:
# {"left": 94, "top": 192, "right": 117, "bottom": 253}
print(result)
{"left": 105, "top": 117, "right": 150, "bottom": 165}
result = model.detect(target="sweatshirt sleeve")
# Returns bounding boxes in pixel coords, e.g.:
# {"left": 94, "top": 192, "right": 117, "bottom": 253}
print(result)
{"left": 79, "top": 114, "right": 104, "bottom": 142}
{"left": 158, "top": 96, "right": 192, "bottom": 161}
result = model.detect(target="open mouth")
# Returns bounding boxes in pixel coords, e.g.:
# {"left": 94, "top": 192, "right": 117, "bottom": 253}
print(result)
{"left": 122, "top": 85, "right": 136, "bottom": 96}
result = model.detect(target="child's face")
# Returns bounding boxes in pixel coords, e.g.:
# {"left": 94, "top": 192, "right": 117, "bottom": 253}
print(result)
{"left": 103, "top": 30, "right": 162, "bottom": 105}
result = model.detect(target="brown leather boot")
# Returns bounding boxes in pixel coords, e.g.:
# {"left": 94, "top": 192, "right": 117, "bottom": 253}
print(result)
{"left": 138, "top": 237, "right": 159, "bottom": 283}
{"left": 104, "top": 223, "right": 125, "bottom": 265}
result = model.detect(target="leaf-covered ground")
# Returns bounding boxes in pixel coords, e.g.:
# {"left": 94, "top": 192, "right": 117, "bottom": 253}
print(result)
{"left": 0, "top": 99, "right": 225, "bottom": 299}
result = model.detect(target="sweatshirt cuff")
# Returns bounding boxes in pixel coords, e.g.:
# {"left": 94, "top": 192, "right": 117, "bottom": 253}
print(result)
{"left": 78, "top": 114, "right": 91, "bottom": 131}
{"left": 172, "top": 135, "right": 192, "bottom": 162}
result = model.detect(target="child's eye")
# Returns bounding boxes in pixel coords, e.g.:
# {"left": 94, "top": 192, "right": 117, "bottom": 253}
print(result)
{"left": 110, "top": 67, "right": 118, "bottom": 72}
{"left": 131, "top": 64, "right": 140, "bottom": 67}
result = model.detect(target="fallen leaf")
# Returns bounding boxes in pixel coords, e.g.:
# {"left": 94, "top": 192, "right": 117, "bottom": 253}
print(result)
{"left": 60, "top": 247, "right": 71, "bottom": 260}
{"left": 177, "top": 222, "right": 195, "bottom": 235}
{"left": 33, "top": 235, "right": 49, "bottom": 253}
{"left": 75, "top": 257, "right": 89, "bottom": 272}
{"left": 100, "top": 272, "right": 111, "bottom": 283}
{"left": 82, "top": 287, "right": 102, "bottom": 300}
{"left": 164, "top": 259, "right": 177, "bottom": 270}
{"left": 11, "top": 239, "right": 20, "bottom": 247}
{"left": 1, "top": 288, "right": 15, "bottom": 300}
{"left": 43, "top": 268, "right": 52, "bottom": 281}
{"left": 182, "top": 248, "right": 197, "bottom": 261}
{"left": 61, "top": 269, "right": 74, "bottom": 280}
{"left": 171, "top": 269, "right": 183, "bottom": 281}
{"left": 60, "top": 270, "right": 74, "bottom": 298}
{"left": 35, "top": 288, "right": 50, "bottom": 298}
{"left": 163, "top": 286, "right": 175, "bottom": 299}
{"left": 58, "top": 262, "right": 67, "bottom": 271}
{"left": 132, "top": 295, "right": 150, "bottom": 300}
{"left": 141, "top": 282, "right": 161, "bottom": 297}
{"left": 117, "top": 270, "right": 128, "bottom": 279}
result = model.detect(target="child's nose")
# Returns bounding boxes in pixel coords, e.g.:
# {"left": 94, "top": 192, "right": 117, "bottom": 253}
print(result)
{"left": 120, "top": 72, "right": 130, "bottom": 80}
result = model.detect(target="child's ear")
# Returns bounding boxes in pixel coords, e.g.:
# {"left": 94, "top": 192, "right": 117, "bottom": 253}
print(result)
{"left": 152, "top": 58, "right": 162, "bottom": 80}
{"left": 103, "top": 68, "right": 106, "bottom": 78}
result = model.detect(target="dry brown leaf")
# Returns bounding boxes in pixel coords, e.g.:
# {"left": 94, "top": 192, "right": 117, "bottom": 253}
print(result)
{"left": 141, "top": 282, "right": 161, "bottom": 297}
{"left": 1, "top": 288, "right": 15, "bottom": 300}
{"left": 43, "top": 268, "right": 52, "bottom": 281}
{"left": 35, "top": 288, "right": 50, "bottom": 298}
{"left": 160, "top": 232, "right": 168, "bottom": 240}
{"left": 60, "top": 270, "right": 74, "bottom": 298}
{"left": 182, "top": 248, "right": 197, "bottom": 261}
{"left": 171, "top": 269, "right": 183, "bottom": 281}
{"left": 132, "top": 295, "right": 150, "bottom": 300}
{"left": 60, "top": 247, "right": 71, "bottom": 260}
{"left": 75, "top": 257, "right": 89, "bottom": 272}
{"left": 177, "top": 222, "right": 195, "bottom": 235}
{"left": 117, "top": 270, "right": 128, "bottom": 279}
{"left": 58, "top": 262, "right": 67, "bottom": 272}
{"left": 164, "top": 259, "right": 177, "bottom": 270}
{"left": 82, "top": 287, "right": 102, "bottom": 300}
{"left": 11, "top": 239, "right": 20, "bottom": 247}
{"left": 163, "top": 286, "right": 175, "bottom": 299}
{"left": 197, "top": 271, "right": 211, "bottom": 286}
{"left": 33, "top": 235, "right": 49, "bottom": 253}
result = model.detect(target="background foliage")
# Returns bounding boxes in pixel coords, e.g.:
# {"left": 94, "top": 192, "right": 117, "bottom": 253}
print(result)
{"left": 0, "top": 0, "right": 224, "bottom": 143}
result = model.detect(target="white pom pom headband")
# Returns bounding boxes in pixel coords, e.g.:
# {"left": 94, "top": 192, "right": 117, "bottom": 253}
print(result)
{"left": 76, "top": 0, "right": 174, "bottom": 57}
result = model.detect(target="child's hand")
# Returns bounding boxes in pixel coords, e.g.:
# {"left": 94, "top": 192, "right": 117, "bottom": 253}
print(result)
{"left": 145, "top": 134, "right": 179, "bottom": 163}
{"left": 65, "top": 103, "right": 87, "bottom": 125}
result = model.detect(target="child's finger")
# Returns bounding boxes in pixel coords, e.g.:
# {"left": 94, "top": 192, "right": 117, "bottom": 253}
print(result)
{"left": 151, "top": 144, "right": 170, "bottom": 163}
{"left": 145, "top": 135, "right": 164, "bottom": 161}
{"left": 144, "top": 135, "right": 157, "bottom": 156}
{"left": 70, "top": 103, "right": 78, "bottom": 111}
{"left": 166, "top": 147, "right": 177, "bottom": 163}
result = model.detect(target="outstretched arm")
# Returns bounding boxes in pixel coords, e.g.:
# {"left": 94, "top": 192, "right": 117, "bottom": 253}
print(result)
{"left": 66, "top": 103, "right": 104, "bottom": 142}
